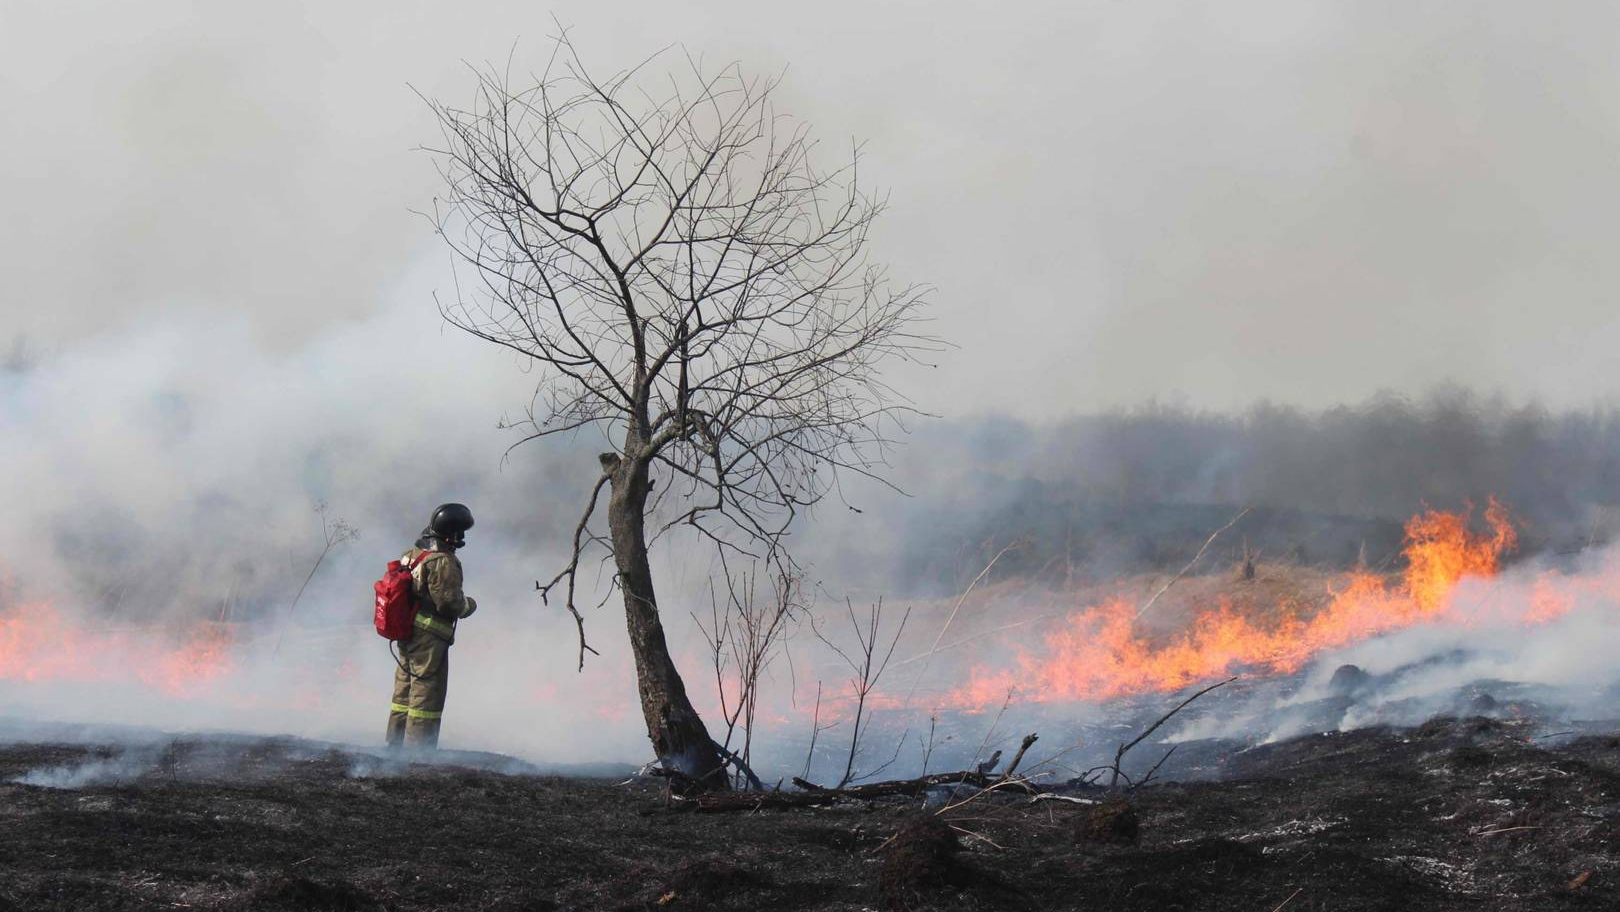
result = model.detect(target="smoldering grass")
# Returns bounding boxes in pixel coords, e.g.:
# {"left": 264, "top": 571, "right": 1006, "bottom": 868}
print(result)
{"left": 10, "top": 748, "right": 159, "bottom": 789}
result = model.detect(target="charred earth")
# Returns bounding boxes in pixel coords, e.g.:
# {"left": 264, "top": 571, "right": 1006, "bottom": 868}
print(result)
{"left": 4, "top": 714, "right": 1618, "bottom": 911}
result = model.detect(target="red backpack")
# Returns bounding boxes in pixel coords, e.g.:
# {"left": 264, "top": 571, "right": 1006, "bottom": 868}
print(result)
{"left": 373, "top": 551, "right": 435, "bottom": 640}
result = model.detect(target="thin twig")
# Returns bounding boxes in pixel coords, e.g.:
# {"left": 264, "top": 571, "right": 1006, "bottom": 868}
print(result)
{"left": 903, "top": 542, "right": 1020, "bottom": 704}
{"left": 1028, "top": 794, "right": 1098, "bottom": 806}
{"left": 947, "top": 824, "right": 1005, "bottom": 850}
{"left": 1110, "top": 676, "right": 1236, "bottom": 787}
{"left": 1137, "top": 508, "right": 1251, "bottom": 620}
{"left": 801, "top": 681, "right": 824, "bottom": 782}
{"left": 1477, "top": 826, "right": 1543, "bottom": 836}
{"left": 275, "top": 503, "right": 358, "bottom": 654}
{"left": 1133, "top": 744, "right": 1179, "bottom": 790}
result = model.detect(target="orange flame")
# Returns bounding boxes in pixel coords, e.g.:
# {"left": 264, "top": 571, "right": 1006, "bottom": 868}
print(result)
{"left": 0, "top": 499, "right": 1589, "bottom": 727}
{"left": 0, "top": 601, "right": 234, "bottom": 696}
{"left": 1402, "top": 497, "right": 1516, "bottom": 614}
{"left": 945, "top": 499, "right": 1528, "bottom": 709}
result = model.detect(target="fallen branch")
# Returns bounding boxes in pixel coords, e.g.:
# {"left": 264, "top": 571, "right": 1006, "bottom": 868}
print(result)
{"left": 1077, "top": 765, "right": 1114, "bottom": 786}
{"left": 948, "top": 823, "right": 1006, "bottom": 850}
{"left": 687, "top": 790, "right": 827, "bottom": 813}
{"left": 710, "top": 740, "right": 765, "bottom": 792}
{"left": 997, "top": 733, "right": 1039, "bottom": 784}
{"left": 835, "top": 769, "right": 1034, "bottom": 799}
{"left": 697, "top": 768, "right": 1036, "bottom": 813}
{"left": 1028, "top": 793, "right": 1098, "bottom": 806}
{"left": 695, "top": 731, "right": 1054, "bottom": 814}
{"left": 935, "top": 774, "right": 1043, "bottom": 815}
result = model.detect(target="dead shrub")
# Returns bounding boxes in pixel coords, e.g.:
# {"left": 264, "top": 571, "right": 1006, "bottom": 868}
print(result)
{"left": 879, "top": 816, "right": 961, "bottom": 911}
{"left": 1076, "top": 799, "right": 1140, "bottom": 845}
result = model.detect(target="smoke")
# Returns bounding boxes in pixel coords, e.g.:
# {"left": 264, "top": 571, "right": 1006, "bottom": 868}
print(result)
{"left": 0, "top": 281, "right": 686, "bottom": 765}
{"left": 791, "top": 490, "right": 1620, "bottom": 782}
{"left": 8, "top": 295, "right": 1620, "bottom": 775}
{"left": 2, "top": 727, "right": 604, "bottom": 790}
{"left": 1142, "top": 545, "right": 1620, "bottom": 752}
{"left": 6, "top": 1, "right": 1620, "bottom": 783}
{"left": 9, "top": 283, "right": 1620, "bottom": 782}
{"left": 14, "top": 2, "right": 1620, "bottom": 416}
{"left": 1279, "top": 550, "right": 1620, "bottom": 734}
{"left": 12, "top": 753, "right": 159, "bottom": 790}
{"left": 808, "top": 393, "right": 1620, "bottom": 598}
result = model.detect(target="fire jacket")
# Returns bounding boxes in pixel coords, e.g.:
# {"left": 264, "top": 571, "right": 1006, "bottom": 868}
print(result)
{"left": 403, "top": 546, "right": 477, "bottom": 645}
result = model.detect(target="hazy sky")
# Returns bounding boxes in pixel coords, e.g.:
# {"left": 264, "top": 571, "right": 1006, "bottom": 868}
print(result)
{"left": 5, "top": 0, "right": 1620, "bottom": 416}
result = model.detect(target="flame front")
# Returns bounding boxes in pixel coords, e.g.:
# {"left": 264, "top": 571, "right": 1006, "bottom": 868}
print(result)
{"left": 945, "top": 499, "right": 1541, "bottom": 709}
{"left": 1402, "top": 497, "right": 1516, "bottom": 614}
{"left": 0, "top": 499, "right": 1598, "bottom": 726}
{"left": 0, "top": 601, "right": 234, "bottom": 697}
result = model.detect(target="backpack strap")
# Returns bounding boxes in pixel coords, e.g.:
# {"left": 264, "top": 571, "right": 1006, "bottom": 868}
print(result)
{"left": 408, "top": 549, "right": 448, "bottom": 612}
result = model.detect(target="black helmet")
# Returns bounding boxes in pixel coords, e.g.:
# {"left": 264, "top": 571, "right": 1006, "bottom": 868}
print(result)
{"left": 427, "top": 503, "right": 474, "bottom": 548}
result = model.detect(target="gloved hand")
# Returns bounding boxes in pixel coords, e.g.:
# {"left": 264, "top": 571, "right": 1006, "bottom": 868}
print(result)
{"left": 460, "top": 596, "right": 478, "bottom": 619}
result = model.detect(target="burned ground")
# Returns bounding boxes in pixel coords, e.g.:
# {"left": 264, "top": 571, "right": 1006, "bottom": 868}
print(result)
{"left": 2, "top": 717, "right": 1616, "bottom": 911}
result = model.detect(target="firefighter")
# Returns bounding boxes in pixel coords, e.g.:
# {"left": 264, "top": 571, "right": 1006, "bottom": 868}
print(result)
{"left": 386, "top": 503, "right": 478, "bottom": 749}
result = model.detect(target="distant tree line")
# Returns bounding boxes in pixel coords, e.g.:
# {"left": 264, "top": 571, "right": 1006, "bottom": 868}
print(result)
{"left": 864, "top": 389, "right": 1620, "bottom": 594}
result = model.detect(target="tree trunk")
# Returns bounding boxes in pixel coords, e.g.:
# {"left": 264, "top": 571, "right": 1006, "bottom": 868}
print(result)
{"left": 607, "top": 452, "right": 728, "bottom": 790}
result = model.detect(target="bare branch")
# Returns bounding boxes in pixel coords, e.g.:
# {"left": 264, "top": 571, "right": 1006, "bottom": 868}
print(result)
{"left": 1109, "top": 676, "right": 1237, "bottom": 788}
{"left": 1137, "top": 508, "right": 1252, "bottom": 620}
{"left": 812, "top": 598, "right": 911, "bottom": 789}
{"left": 423, "top": 35, "right": 939, "bottom": 580}
{"left": 537, "top": 471, "right": 612, "bottom": 670}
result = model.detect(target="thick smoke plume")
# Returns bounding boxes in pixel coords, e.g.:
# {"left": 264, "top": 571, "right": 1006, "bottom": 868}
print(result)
{"left": 1159, "top": 544, "right": 1620, "bottom": 749}
{"left": 0, "top": 296, "right": 666, "bottom": 764}
{"left": 6, "top": 306, "right": 1620, "bottom": 774}
{"left": 8, "top": 1, "right": 1620, "bottom": 785}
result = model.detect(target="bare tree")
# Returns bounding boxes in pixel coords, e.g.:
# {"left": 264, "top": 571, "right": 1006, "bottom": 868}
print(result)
{"left": 422, "top": 36, "right": 932, "bottom": 788}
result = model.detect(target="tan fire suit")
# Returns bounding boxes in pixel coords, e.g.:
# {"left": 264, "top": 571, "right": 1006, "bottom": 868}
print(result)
{"left": 386, "top": 546, "right": 477, "bottom": 749}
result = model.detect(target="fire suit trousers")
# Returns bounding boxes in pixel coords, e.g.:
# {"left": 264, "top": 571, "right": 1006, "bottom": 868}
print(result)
{"left": 385, "top": 631, "right": 451, "bottom": 749}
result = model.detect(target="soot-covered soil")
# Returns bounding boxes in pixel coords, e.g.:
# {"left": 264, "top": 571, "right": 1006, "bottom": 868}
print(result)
{"left": 2, "top": 718, "right": 1617, "bottom": 911}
